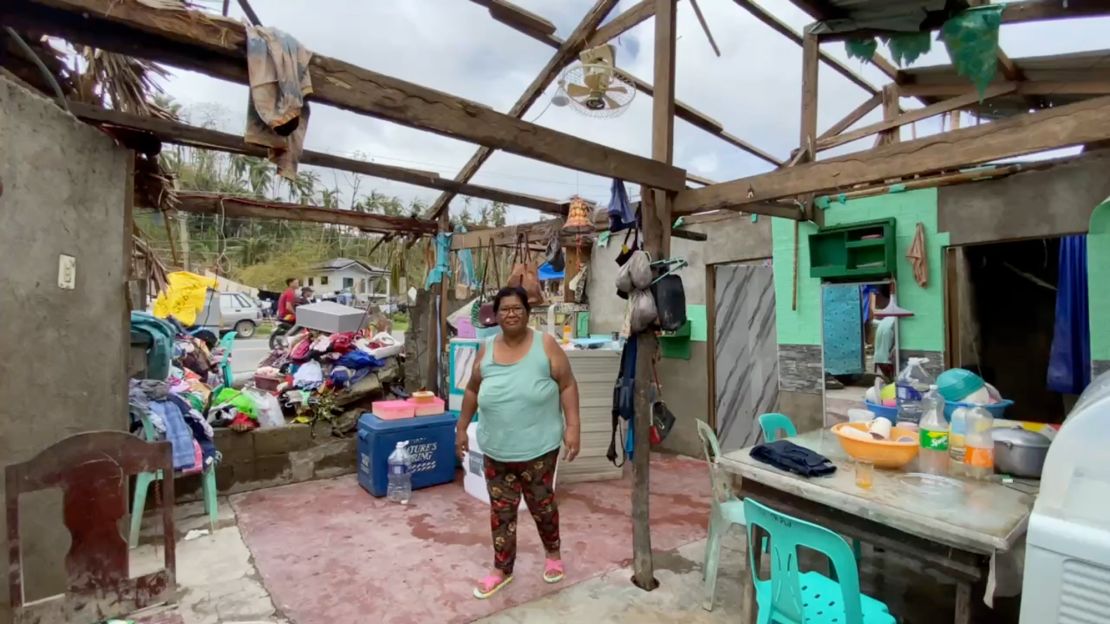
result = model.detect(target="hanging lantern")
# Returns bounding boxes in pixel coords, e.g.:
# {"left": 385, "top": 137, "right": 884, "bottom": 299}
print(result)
{"left": 563, "top": 196, "right": 593, "bottom": 234}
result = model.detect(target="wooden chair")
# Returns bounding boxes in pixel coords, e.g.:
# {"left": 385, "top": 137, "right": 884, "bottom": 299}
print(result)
{"left": 6, "top": 431, "right": 176, "bottom": 624}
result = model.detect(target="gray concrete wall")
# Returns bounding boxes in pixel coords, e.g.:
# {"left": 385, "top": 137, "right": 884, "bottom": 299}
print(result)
{"left": 0, "top": 77, "right": 130, "bottom": 607}
{"left": 587, "top": 213, "right": 772, "bottom": 456}
{"left": 938, "top": 152, "right": 1110, "bottom": 245}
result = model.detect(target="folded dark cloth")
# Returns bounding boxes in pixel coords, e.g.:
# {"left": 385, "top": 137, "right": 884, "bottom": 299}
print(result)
{"left": 750, "top": 440, "right": 837, "bottom": 477}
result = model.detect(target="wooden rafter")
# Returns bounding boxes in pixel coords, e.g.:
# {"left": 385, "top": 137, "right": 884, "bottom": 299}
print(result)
{"left": 817, "top": 92, "right": 882, "bottom": 140}
{"left": 8, "top": 0, "right": 686, "bottom": 191}
{"left": 898, "top": 80, "right": 1110, "bottom": 98}
{"left": 68, "top": 102, "right": 570, "bottom": 215}
{"left": 475, "top": 0, "right": 784, "bottom": 167}
{"left": 423, "top": 0, "right": 620, "bottom": 219}
{"left": 586, "top": 0, "right": 658, "bottom": 48}
{"left": 817, "top": 84, "right": 1017, "bottom": 151}
{"left": 674, "top": 95, "right": 1110, "bottom": 214}
{"left": 171, "top": 193, "right": 439, "bottom": 234}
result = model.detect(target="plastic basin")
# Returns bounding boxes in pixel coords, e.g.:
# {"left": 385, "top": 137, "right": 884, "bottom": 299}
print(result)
{"left": 943, "top": 399, "right": 1013, "bottom": 421}
{"left": 832, "top": 422, "right": 919, "bottom": 469}
{"left": 864, "top": 400, "right": 898, "bottom": 422}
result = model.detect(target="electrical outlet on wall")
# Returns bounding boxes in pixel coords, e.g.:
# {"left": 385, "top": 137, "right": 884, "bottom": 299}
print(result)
{"left": 58, "top": 254, "right": 76, "bottom": 290}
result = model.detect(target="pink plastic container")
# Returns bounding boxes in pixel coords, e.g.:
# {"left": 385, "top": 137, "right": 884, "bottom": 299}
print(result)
{"left": 406, "top": 396, "right": 446, "bottom": 417}
{"left": 372, "top": 400, "right": 415, "bottom": 420}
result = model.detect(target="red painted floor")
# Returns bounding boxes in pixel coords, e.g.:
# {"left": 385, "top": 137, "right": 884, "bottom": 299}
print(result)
{"left": 232, "top": 453, "right": 710, "bottom": 624}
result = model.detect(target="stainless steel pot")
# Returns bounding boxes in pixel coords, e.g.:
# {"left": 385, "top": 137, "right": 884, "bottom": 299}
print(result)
{"left": 992, "top": 427, "right": 1051, "bottom": 478}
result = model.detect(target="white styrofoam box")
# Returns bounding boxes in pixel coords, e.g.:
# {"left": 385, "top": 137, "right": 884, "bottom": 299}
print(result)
{"left": 463, "top": 421, "right": 557, "bottom": 510}
{"left": 295, "top": 301, "right": 367, "bottom": 333}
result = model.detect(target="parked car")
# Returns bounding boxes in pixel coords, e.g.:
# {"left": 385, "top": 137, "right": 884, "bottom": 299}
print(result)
{"left": 192, "top": 291, "right": 262, "bottom": 339}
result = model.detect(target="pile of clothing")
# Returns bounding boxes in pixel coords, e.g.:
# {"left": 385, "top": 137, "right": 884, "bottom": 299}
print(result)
{"left": 251, "top": 329, "right": 398, "bottom": 427}
{"left": 129, "top": 379, "right": 218, "bottom": 473}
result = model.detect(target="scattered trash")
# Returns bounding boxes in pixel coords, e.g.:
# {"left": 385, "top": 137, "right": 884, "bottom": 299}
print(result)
{"left": 184, "top": 529, "right": 211, "bottom": 541}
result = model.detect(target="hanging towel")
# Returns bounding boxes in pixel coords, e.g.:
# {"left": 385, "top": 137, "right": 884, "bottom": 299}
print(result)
{"left": 906, "top": 222, "right": 928, "bottom": 287}
{"left": 1047, "top": 235, "right": 1091, "bottom": 395}
{"left": 750, "top": 440, "right": 836, "bottom": 477}
{"left": 244, "top": 25, "right": 313, "bottom": 179}
{"left": 607, "top": 179, "right": 635, "bottom": 232}
{"left": 424, "top": 233, "right": 452, "bottom": 288}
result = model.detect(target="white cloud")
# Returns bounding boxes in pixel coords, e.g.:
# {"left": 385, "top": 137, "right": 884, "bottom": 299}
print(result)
{"left": 158, "top": 0, "right": 1110, "bottom": 222}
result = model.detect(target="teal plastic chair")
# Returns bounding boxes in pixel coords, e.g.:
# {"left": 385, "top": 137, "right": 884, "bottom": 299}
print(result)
{"left": 216, "top": 331, "right": 236, "bottom": 390}
{"left": 697, "top": 420, "right": 752, "bottom": 611}
{"left": 759, "top": 412, "right": 798, "bottom": 442}
{"left": 743, "top": 499, "right": 895, "bottom": 624}
{"left": 128, "top": 409, "right": 217, "bottom": 548}
{"left": 757, "top": 412, "right": 862, "bottom": 563}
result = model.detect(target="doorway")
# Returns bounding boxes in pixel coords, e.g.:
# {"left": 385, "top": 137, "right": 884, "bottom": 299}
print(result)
{"left": 710, "top": 262, "right": 778, "bottom": 451}
{"left": 947, "top": 239, "right": 1077, "bottom": 423}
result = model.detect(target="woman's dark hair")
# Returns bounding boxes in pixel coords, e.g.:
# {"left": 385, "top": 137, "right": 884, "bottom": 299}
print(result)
{"left": 492, "top": 286, "right": 531, "bottom": 314}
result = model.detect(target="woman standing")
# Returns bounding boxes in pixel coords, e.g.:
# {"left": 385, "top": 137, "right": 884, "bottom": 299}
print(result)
{"left": 455, "top": 286, "right": 581, "bottom": 599}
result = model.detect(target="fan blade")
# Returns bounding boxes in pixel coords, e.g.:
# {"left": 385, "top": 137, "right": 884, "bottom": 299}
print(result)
{"left": 605, "top": 86, "right": 628, "bottom": 94}
{"left": 584, "top": 72, "right": 604, "bottom": 90}
{"left": 603, "top": 94, "right": 621, "bottom": 109}
{"left": 565, "top": 83, "right": 591, "bottom": 98}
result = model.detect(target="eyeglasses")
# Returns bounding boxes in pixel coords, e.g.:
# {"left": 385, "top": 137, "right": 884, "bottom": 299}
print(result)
{"left": 498, "top": 306, "right": 526, "bottom": 317}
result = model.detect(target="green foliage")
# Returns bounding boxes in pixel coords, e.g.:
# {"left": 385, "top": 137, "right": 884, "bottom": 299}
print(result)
{"left": 139, "top": 100, "right": 514, "bottom": 294}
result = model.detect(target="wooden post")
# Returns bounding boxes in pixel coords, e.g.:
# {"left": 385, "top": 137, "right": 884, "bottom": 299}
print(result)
{"left": 877, "top": 84, "right": 900, "bottom": 146}
{"left": 630, "top": 0, "right": 677, "bottom": 592}
{"left": 799, "top": 29, "right": 819, "bottom": 162}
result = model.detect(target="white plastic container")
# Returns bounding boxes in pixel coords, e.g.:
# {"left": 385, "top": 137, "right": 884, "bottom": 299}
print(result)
{"left": 462, "top": 421, "right": 557, "bottom": 510}
{"left": 1020, "top": 370, "right": 1110, "bottom": 624}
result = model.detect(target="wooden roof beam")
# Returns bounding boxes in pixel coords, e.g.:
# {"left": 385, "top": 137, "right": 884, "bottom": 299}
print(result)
{"left": 172, "top": 193, "right": 440, "bottom": 234}
{"left": 674, "top": 94, "right": 1110, "bottom": 214}
{"left": 8, "top": 0, "right": 685, "bottom": 192}
{"left": 899, "top": 80, "right": 1110, "bottom": 98}
{"left": 587, "top": 0, "right": 660, "bottom": 48}
{"left": 68, "top": 102, "right": 570, "bottom": 215}
{"left": 469, "top": 0, "right": 558, "bottom": 39}
{"left": 423, "top": 0, "right": 621, "bottom": 219}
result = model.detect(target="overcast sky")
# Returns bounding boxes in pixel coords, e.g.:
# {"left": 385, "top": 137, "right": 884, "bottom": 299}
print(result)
{"left": 161, "top": 0, "right": 1110, "bottom": 223}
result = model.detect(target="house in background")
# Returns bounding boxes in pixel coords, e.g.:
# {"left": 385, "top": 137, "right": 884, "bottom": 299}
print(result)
{"left": 304, "top": 258, "right": 390, "bottom": 304}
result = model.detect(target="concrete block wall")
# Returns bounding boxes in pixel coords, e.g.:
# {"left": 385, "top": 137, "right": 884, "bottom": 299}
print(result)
{"left": 0, "top": 77, "right": 130, "bottom": 607}
{"left": 175, "top": 426, "right": 358, "bottom": 500}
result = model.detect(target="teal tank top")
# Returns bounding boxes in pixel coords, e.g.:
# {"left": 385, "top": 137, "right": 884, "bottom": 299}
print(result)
{"left": 477, "top": 330, "right": 564, "bottom": 462}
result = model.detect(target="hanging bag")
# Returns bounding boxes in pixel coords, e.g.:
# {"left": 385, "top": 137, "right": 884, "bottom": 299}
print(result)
{"left": 652, "top": 273, "right": 687, "bottom": 332}
{"left": 507, "top": 233, "right": 544, "bottom": 306}
{"left": 471, "top": 238, "right": 500, "bottom": 328}
{"left": 453, "top": 254, "right": 471, "bottom": 300}
{"left": 545, "top": 226, "right": 565, "bottom": 272}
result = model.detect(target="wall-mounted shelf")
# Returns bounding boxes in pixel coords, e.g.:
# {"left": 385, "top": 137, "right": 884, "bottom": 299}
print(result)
{"left": 809, "top": 218, "right": 896, "bottom": 281}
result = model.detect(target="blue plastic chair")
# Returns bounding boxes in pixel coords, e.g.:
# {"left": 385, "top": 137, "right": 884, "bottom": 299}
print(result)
{"left": 743, "top": 499, "right": 895, "bottom": 624}
{"left": 697, "top": 420, "right": 751, "bottom": 611}
{"left": 759, "top": 412, "right": 798, "bottom": 442}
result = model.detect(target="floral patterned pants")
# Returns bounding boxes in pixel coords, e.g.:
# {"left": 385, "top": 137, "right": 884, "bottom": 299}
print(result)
{"left": 484, "top": 448, "right": 560, "bottom": 575}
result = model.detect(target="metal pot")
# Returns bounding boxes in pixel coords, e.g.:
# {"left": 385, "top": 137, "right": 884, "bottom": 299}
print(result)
{"left": 992, "top": 427, "right": 1051, "bottom": 478}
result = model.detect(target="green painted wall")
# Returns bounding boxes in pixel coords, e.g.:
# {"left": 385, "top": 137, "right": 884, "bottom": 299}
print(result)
{"left": 1089, "top": 197, "right": 1110, "bottom": 361}
{"left": 772, "top": 188, "right": 950, "bottom": 352}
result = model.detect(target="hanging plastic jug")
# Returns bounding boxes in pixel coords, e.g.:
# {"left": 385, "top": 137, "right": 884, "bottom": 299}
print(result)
{"left": 896, "top": 357, "right": 934, "bottom": 430}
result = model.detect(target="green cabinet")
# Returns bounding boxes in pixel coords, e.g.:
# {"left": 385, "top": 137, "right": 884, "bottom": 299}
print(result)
{"left": 808, "top": 218, "right": 896, "bottom": 280}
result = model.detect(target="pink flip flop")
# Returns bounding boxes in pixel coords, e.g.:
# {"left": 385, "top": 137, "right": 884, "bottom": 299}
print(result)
{"left": 543, "top": 559, "right": 565, "bottom": 584}
{"left": 473, "top": 574, "right": 513, "bottom": 599}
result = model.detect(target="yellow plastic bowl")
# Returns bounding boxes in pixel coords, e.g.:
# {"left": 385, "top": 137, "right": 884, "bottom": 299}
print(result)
{"left": 831, "top": 422, "right": 919, "bottom": 469}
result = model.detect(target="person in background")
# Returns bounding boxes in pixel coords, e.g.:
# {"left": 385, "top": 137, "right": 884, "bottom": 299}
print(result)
{"left": 874, "top": 315, "right": 897, "bottom": 381}
{"left": 455, "top": 286, "right": 581, "bottom": 600}
{"left": 297, "top": 286, "right": 314, "bottom": 307}
{"left": 276, "top": 278, "right": 299, "bottom": 323}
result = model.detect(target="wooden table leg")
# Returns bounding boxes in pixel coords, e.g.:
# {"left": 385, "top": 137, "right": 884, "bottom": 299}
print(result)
{"left": 954, "top": 581, "right": 972, "bottom": 624}
{"left": 741, "top": 525, "right": 764, "bottom": 624}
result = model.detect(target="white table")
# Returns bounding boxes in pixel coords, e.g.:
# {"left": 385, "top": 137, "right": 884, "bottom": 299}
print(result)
{"left": 719, "top": 429, "right": 1036, "bottom": 624}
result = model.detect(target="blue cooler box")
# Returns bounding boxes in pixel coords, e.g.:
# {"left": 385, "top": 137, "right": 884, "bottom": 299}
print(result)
{"left": 357, "top": 411, "right": 459, "bottom": 497}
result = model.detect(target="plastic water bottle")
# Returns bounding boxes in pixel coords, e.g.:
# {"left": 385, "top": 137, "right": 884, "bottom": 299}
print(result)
{"left": 896, "top": 357, "right": 934, "bottom": 430}
{"left": 387, "top": 441, "right": 412, "bottom": 504}
{"left": 948, "top": 406, "right": 969, "bottom": 478}
{"left": 917, "top": 385, "right": 949, "bottom": 475}
{"left": 964, "top": 406, "right": 995, "bottom": 480}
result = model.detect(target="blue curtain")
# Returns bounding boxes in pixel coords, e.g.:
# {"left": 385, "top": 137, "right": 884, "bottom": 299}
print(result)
{"left": 1047, "top": 235, "right": 1091, "bottom": 394}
